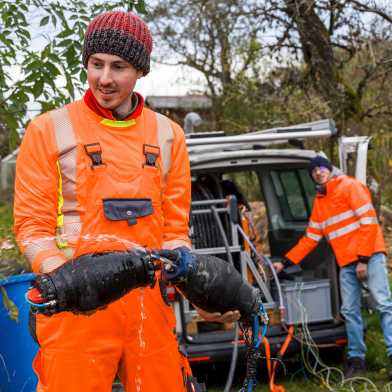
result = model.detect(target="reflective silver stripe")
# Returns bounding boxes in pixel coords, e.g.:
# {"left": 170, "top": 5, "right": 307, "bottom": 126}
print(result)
{"left": 354, "top": 203, "right": 374, "bottom": 216}
{"left": 162, "top": 239, "right": 190, "bottom": 249}
{"left": 318, "top": 204, "right": 375, "bottom": 230}
{"left": 52, "top": 108, "right": 79, "bottom": 215}
{"left": 321, "top": 210, "right": 354, "bottom": 229}
{"left": 62, "top": 214, "right": 82, "bottom": 244}
{"left": 309, "top": 220, "right": 322, "bottom": 229}
{"left": 24, "top": 238, "right": 60, "bottom": 263}
{"left": 306, "top": 232, "right": 322, "bottom": 242}
{"left": 156, "top": 113, "right": 173, "bottom": 186}
{"left": 326, "top": 221, "right": 360, "bottom": 241}
{"left": 37, "top": 255, "right": 66, "bottom": 273}
{"left": 52, "top": 108, "right": 75, "bottom": 154}
{"left": 359, "top": 217, "right": 378, "bottom": 225}
{"left": 51, "top": 108, "right": 82, "bottom": 247}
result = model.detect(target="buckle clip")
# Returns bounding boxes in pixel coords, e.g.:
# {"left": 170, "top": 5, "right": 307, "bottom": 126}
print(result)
{"left": 84, "top": 143, "right": 104, "bottom": 168}
{"left": 143, "top": 144, "right": 160, "bottom": 168}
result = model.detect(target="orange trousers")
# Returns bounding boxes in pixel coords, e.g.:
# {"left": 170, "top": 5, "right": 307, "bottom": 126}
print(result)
{"left": 31, "top": 286, "right": 187, "bottom": 391}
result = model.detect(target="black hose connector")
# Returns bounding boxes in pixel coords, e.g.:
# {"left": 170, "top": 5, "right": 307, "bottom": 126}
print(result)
{"left": 33, "top": 250, "right": 156, "bottom": 315}
{"left": 175, "top": 254, "right": 261, "bottom": 323}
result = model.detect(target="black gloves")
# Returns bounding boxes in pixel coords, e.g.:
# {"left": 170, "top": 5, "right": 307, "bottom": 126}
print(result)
{"left": 281, "top": 257, "right": 294, "bottom": 269}
{"left": 276, "top": 257, "right": 302, "bottom": 277}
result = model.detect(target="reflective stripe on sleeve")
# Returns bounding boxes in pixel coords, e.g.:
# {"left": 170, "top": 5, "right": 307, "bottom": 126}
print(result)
{"left": 354, "top": 203, "right": 374, "bottom": 216}
{"left": 359, "top": 217, "right": 378, "bottom": 225}
{"left": 24, "top": 238, "right": 61, "bottom": 264}
{"left": 326, "top": 221, "right": 360, "bottom": 240}
{"left": 309, "top": 220, "right": 322, "bottom": 229}
{"left": 162, "top": 239, "right": 191, "bottom": 250}
{"left": 306, "top": 232, "right": 322, "bottom": 241}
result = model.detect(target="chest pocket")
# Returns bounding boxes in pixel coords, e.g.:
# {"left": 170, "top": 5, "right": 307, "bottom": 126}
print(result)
{"left": 103, "top": 198, "right": 154, "bottom": 225}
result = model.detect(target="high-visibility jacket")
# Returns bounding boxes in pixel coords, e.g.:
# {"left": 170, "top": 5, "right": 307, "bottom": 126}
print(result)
{"left": 286, "top": 174, "right": 385, "bottom": 267}
{"left": 14, "top": 98, "right": 191, "bottom": 392}
{"left": 14, "top": 99, "right": 191, "bottom": 272}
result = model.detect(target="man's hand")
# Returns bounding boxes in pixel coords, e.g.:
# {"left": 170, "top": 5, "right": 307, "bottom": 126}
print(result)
{"left": 195, "top": 305, "right": 241, "bottom": 323}
{"left": 356, "top": 262, "right": 368, "bottom": 281}
{"left": 356, "top": 256, "right": 370, "bottom": 281}
{"left": 273, "top": 257, "right": 293, "bottom": 274}
{"left": 273, "top": 262, "right": 285, "bottom": 274}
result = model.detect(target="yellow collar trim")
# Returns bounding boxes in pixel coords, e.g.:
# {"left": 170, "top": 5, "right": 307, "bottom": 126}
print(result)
{"left": 100, "top": 118, "right": 136, "bottom": 128}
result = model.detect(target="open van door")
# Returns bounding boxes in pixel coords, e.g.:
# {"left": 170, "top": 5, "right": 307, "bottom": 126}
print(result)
{"left": 338, "top": 136, "right": 371, "bottom": 184}
{"left": 175, "top": 119, "right": 348, "bottom": 364}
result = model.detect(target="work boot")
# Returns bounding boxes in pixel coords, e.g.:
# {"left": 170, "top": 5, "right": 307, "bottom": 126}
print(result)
{"left": 344, "top": 357, "right": 366, "bottom": 378}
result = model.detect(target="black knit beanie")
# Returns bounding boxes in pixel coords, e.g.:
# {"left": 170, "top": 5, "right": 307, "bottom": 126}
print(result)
{"left": 308, "top": 156, "right": 333, "bottom": 175}
{"left": 82, "top": 11, "right": 152, "bottom": 75}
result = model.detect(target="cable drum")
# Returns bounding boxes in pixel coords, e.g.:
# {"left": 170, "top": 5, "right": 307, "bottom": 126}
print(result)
{"left": 190, "top": 182, "right": 226, "bottom": 249}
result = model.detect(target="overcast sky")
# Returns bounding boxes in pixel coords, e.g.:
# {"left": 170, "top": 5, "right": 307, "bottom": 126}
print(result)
{"left": 135, "top": 63, "right": 205, "bottom": 97}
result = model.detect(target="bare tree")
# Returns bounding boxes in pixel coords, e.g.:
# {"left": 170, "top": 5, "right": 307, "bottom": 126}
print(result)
{"left": 149, "top": 0, "right": 392, "bottom": 133}
{"left": 148, "top": 0, "right": 265, "bottom": 128}
{"left": 258, "top": 0, "right": 392, "bottom": 132}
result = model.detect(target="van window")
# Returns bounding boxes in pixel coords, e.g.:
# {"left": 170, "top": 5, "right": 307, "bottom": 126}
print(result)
{"left": 223, "top": 171, "right": 263, "bottom": 203}
{"left": 270, "top": 168, "right": 315, "bottom": 221}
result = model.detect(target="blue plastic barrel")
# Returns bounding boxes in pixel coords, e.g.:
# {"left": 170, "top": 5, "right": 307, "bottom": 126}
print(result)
{"left": 0, "top": 273, "right": 38, "bottom": 392}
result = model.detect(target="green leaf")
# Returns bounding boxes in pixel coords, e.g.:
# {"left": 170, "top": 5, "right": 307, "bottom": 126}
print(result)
{"left": 33, "top": 79, "right": 44, "bottom": 98}
{"left": 25, "top": 60, "right": 43, "bottom": 72}
{"left": 1, "top": 287, "right": 19, "bottom": 322}
{"left": 44, "top": 61, "right": 60, "bottom": 76}
{"left": 57, "top": 39, "right": 73, "bottom": 48}
{"left": 57, "top": 29, "right": 74, "bottom": 39}
{"left": 135, "top": 1, "right": 147, "bottom": 14}
{"left": 80, "top": 68, "right": 87, "bottom": 85}
{"left": 65, "top": 73, "right": 75, "bottom": 99}
{"left": 0, "top": 34, "right": 13, "bottom": 47}
{"left": 41, "top": 44, "right": 51, "bottom": 59}
{"left": 40, "top": 15, "right": 50, "bottom": 26}
{"left": 51, "top": 14, "right": 57, "bottom": 28}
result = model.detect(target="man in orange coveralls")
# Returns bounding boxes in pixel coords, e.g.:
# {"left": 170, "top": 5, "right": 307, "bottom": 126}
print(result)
{"left": 274, "top": 155, "right": 392, "bottom": 380}
{"left": 13, "top": 10, "right": 224, "bottom": 392}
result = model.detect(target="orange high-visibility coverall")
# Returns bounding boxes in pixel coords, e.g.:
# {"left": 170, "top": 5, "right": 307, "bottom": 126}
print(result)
{"left": 286, "top": 174, "right": 385, "bottom": 267}
{"left": 14, "top": 98, "right": 191, "bottom": 391}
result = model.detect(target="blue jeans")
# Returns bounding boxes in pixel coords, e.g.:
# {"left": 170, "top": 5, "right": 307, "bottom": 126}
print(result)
{"left": 340, "top": 252, "right": 392, "bottom": 359}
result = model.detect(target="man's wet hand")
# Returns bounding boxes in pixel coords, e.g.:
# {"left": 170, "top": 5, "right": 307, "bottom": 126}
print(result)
{"left": 195, "top": 306, "right": 241, "bottom": 323}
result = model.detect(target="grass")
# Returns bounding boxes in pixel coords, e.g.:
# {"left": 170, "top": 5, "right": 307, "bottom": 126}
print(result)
{"left": 204, "top": 310, "right": 391, "bottom": 392}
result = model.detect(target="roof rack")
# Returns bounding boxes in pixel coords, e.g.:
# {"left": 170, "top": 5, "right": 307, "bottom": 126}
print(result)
{"left": 186, "top": 119, "right": 336, "bottom": 154}
{"left": 186, "top": 131, "right": 225, "bottom": 139}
